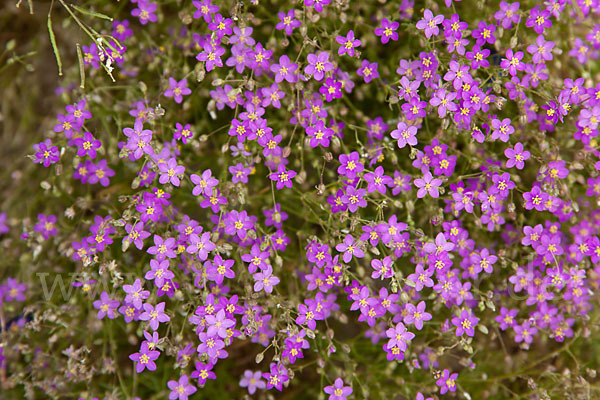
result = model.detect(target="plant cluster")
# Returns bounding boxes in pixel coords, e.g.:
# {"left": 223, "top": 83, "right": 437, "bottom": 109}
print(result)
{"left": 1, "top": 0, "right": 600, "bottom": 398}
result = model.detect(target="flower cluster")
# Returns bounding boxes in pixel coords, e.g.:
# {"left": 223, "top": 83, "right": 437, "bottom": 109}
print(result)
{"left": 3, "top": 0, "right": 600, "bottom": 399}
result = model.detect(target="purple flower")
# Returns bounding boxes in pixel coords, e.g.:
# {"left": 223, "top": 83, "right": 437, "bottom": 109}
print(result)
{"left": 192, "top": 0, "right": 219, "bottom": 22}
{"left": 206, "top": 254, "right": 236, "bottom": 284}
{"left": 269, "top": 164, "right": 296, "bottom": 190}
{"left": 371, "top": 256, "right": 394, "bottom": 279}
{"left": 443, "top": 13, "right": 468, "bottom": 39}
{"left": 320, "top": 78, "right": 342, "bottom": 102}
{"left": 402, "top": 97, "right": 427, "bottom": 120}
{"left": 196, "top": 42, "right": 225, "bottom": 71}
{"left": 342, "top": 186, "right": 367, "bottom": 212}
{"left": 500, "top": 49, "right": 525, "bottom": 76}
{"left": 471, "top": 248, "right": 498, "bottom": 274}
{"left": 416, "top": 9, "right": 444, "bottom": 38}
{"left": 139, "top": 302, "right": 170, "bottom": 330}
{"left": 307, "top": 120, "right": 333, "bottom": 148}
{"left": 174, "top": 123, "right": 193, "bottom": 144}
{"left": 296, "top": 301, "right": 319, "bottom": 330}
{"left": 112, "top": 19, "right": 133, "bottom": 42}
{"left": 336, "top": 30, "right": 361, "bottom": 57}
{"left": 407, "top": 264, "right": 434, "bottom": 291}
{"left": 224, "top": 210, "right": 254, "bottom": 239}
{"left": 191, "top": 361, "right": 216, "bottom": 385}
{"left": 187, "top": 232, "right": 216, "bottom": 261}
{"left": 526, "top": 7, "right": 552, "bottom": 34}
{"left": 147, "top": 235, "right": 177, "bottom": 260}
{"left": 73, "top": 131, "right": 101, "bottom": 159}
{"left": 336, "top": 234, "right": 365, "bottom": 263}
{"left": 129, "top": 342, "right": 160, "bottom": 373}
{"left": 241, "top": 244, "right": 270, "bottom": 273}
{"left": 276, "top": 10, "right": 301, "bottom": 35}
{"left": 131, "top": 1, "right": 158, "bottom": 25}
{"left": 385, "top": 322, "right": 415, "bottom": 351}
{"left": 436, "top": 369, "right": 458, "bottom": 394}
{"left": 54, "top": 112, "right": 80, "bottom": 137}
{"left": 414, "top": 172, "right": 443, "bottom": 198}
{"left": 158, "top": 158, "right": 185, "bottom": 186}
{"left": 261, "top": 83, "right": 285, "bottom": 108}
{"left": 546, "top": 160, "right": 569, "bottom": 181}
{"left": 0, "top": 213, "right": 9, "bottom": 235}
{"left": 472, "top": 21, "right": 496, "bottom": 46}
{"left": 324, "top": 378, "right": 353, "bottom": 400}
{"left": 391, "top": 121, "right": 418, "bottom": 148}
{"left": 164, "top": 78, "right": 191, "bottom": 104}
{"left": 505, "top": 142, "right": 530, "bottom": 169}
{"left": 239, "top": 370, "right": 266, "bottom": 394}
{"left": 404, "top": 301, "right": 432, "bottom": 330}
{"left": 495, "top": 307, "right": 518, "bottom": 330}
{"left": 374, "top": 18, "right": 399, "bottom": 44}
{"left": 4, "top": 278, "right": 26, "bottom": 302}
{"left": 208, "top": 13, "right": 233, "bottom": 39}
{"left": 253, "top": 267, "right": 280, "bottom": 294}
{"left": 262, "top": 363, "right": 289, "bottom": 391}
{"left": 527, "top": 35, "right": 555, "bottom": 63}
{"left": 423, "top": 232, "right": 455, "bottom": 254}
{"left": 190, "top": 169, "right": 219, "bottom": 197}
{"left": 305, "top": 0, "right": 330, "bottom": 13}
{"left": 465, "top": 45, "right": 490, "bottom": 69}
{"left": 271, "top": 55, "right": 299, "bottom": 83}
{"left": 451, "top": 309, "right": 479, "bottom": 337}
{"left": 305, "top": 51, "right": 333, "bottom": 81}
{"left": 523, "top": 63, "right": 549, "bottom": 89}
{"left": 33, "top": 139, "right": 60, "bottom": 167}
{"left": 87, "top": 215, "right": 116, "bottom": 251}
{"left": 537, "top": 234, "right": 563, "bottom": 258}
{"left": 124, "top": 119, "right": 153, "bottom": 160}
{"left": 514, "top": 321, "right": 537, "bottom": 344}
{"left": 82, "top": 44, "right": 100, "bottom": 69}
{"left": 264, "top": 204, "right": 288, "bottom": 229}
{"left": 226, "top": 44, "right": 249, "bottom": 74}
{"left": 123, "top": 279, "right": 150, "bottom": 309}
{"left": 523, "top": 185, "right": 548, "bottom": 211}
{"left": 494, "top": 1, "right": 520, "bottom": 29}
{"left": 491, "top": 118, "right": 515, "bottom": 142}
{"left": 205, "top": 309, "right": 235, "bottom": 338}
{"left": 145, "top": 259, "right": 174, "bottom": 287}
{"left": 337, "top": 152, "right": 363, "bottom": 179}
{"left": 357, "top": 60, "right": 379, "bottom": 83}
{"left": 93, "top": 291, "right": 120, "bottom": 319}
{"left": 227, "top": 118, "right": 252, "bottom": 143}
{"left": 229, "top": 163, "right": 252, "bottom": 184}
{"left": 364, "top": 166, "right": 392, "bottom": 194}
{"left": 136, "top": 197, "right": 163, "bottom": 223}
{"left": 429, "top": 88, "right": 458, "bottom": 118}
{"left": 247, "top": 43, "right": 272, "bottom": 70}
{"left": 168, "top": 375, "right": 197, "bottom": 400}
{"left": 522, "top": 224, "right": 543, "bottom": 248}
{"left": 33, "top": 214, "right": 58, "bottom": 240}
{"left": 196, "top": 332, "right": 225, "bottom": 359}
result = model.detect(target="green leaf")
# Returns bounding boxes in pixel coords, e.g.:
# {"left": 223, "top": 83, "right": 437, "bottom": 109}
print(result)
{"left": 70, "top": 4, "right": 113, "bottom": 21}
{"left": 47, "top": 16, "right": 62, "bottom": 76}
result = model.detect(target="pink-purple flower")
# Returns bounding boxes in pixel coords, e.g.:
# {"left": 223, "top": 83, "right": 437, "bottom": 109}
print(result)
{"left": 164, "top": 78, "right": 192, "bottom": 104}
{"left": 324, "top": 378, "right": 353, "bottom": 400}
{"left": 336, "top": 30, "right": 361, "bottom": 56}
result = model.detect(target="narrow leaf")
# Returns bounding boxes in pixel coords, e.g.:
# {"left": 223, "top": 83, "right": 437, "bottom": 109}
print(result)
{"left": 47, "top": 16, "right": 62, "bottom": 76}
{"left": 70, "top": 4, "right": 113, "bottom": 21}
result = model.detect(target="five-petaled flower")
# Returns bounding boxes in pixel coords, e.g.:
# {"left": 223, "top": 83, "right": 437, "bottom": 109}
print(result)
{"left": 270, "top": 164, "right": 296, "bottom": 190}
{"left": 336, "top": 30, "right": 362, "bottom": 56}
